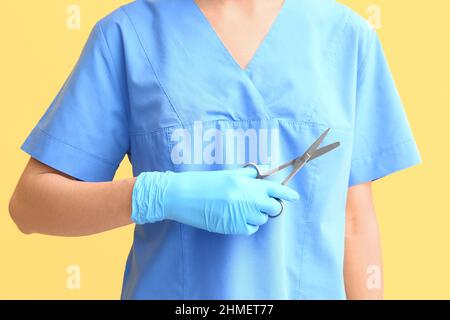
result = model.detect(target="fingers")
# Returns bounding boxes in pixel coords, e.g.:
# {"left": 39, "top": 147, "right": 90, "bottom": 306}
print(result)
{"left": 232, "top": 166, "right": 258, "bottom": 178}
{"left": 262, "top": 180, "right": 300, "bottom": 201}
{"left": 231, "top": 164, "right": 271, "bottom": 178}
{"left": 258, "top": 197, "right": 283, "bottom": 216}
{"left": 245, "top": 224, "right": 260, "bottom": 235}
{"left": 246, "top": 210, "right": 269, "bottom": 226}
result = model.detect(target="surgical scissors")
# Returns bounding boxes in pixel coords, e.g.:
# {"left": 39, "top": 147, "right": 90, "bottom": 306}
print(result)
{"left": 244, "top": 128, "right": 340, "bottom": 218}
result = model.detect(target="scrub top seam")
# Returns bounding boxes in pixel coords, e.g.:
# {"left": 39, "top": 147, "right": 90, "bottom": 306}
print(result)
{"left": 119, "top": 6, "right": 186, "bottom": 128}
{"left": 303, "top": 9, "right": 353, "bottom": 125}
{"left": 356, "top": 28, "right": 378, "bottom": 89}
{"left": 128, "top": 117, "right": 353, "bottom": 137}
{"left": 165, "top": 127, "right": 185, "bottom": 298}
{"left": 97, "top": 19, "right": 132, "bottom": 120}
{"left": 34, "top": 126, "right": 118, "bottom": 168}
{"left": 278, "top": 119, "right": 352, "bottom": 133}
{"left": 297, "top": 10, "right": 353, "bottom": 299}
{"left": 97, "top": 19, "right": 132, "bottom": 156}
{"left": 179, "top": 223, "right": 185, "bottom": 299}
{"left": 297, "top": 155, "right": 320, "bottom": 299}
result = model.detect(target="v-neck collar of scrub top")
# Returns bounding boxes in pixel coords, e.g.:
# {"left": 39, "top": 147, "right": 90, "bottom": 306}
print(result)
{"left": 189, "top": 0, "right": 290, "bottom": 73}
{"left": 148, "top": 0, "right": 317, "bottom": 125}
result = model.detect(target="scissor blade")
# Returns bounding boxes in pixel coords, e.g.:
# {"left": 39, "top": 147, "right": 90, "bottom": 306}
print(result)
{"left": 261, "top": 160, "right": 296, "bottom": 177}
{"left": 261, "top": 129, "right": 339, "bottom": 184}
{"left": 309, "top": 142, "right": 341, "bottom": 162}
{"left": 303, "top": 128, "right": 330, "bottom": 160}
{"left": 280, "top": 128, "right": 331, "bottom": 185}
{"left": 281, "top": 159, "right": 306, "bottom": 185}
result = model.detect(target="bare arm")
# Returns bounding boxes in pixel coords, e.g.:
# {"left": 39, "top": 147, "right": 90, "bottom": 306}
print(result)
{"left": 344, "top": 182, "right": 383, "bottom": 300}
{"left": 9, "top": 158, "right": 135, "bottom": 236}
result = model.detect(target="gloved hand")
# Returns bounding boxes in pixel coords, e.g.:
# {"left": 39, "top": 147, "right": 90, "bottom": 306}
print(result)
{"left": 131, "top": 167, "right": 300, "bottom": 235}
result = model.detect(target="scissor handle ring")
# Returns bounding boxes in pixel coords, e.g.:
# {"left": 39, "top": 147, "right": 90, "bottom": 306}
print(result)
{"left": 269, "top": 198, "right": 283, "bottom": 219}
{"left": 244, "top": 163, "right": 284, "bottom": 218}
{"left": 243, "top": 163, "right": 263, "bottom": 179}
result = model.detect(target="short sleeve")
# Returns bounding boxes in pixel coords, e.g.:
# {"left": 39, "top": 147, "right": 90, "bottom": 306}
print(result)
{"left": 21, "top": 20, "right": 129, "bottom": 182}
{"left": 348, "top": 30, "right": 421, "bottom": 187}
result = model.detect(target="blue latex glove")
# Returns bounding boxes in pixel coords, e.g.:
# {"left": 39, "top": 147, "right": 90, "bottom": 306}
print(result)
{"left": 131, "top": 168, "right": 300, "bottom": 235}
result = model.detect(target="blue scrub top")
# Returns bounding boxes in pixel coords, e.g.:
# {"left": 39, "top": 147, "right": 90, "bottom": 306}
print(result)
{"left": 22, "top": 0, "right": 421, "bottom": 299}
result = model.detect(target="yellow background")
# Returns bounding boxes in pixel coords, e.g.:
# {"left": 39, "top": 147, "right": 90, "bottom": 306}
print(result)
{"left": 0, "top": 0, "right": 448, "bottom": 299}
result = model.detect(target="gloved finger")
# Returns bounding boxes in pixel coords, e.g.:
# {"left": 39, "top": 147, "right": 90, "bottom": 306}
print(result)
{"left": 245, "top": 224, "right": 260, "bottom": 235}
{"left": 258, "top": 197, "right": 283, "bottom": 216}
{"left": 245, "top": 210, "right": 269, "bottom": 226}
{"left": 262, "top": 180, "right": 300, "bottom": 201}
{"left": 232, "top": 166, "right": 258, "bottom": 178}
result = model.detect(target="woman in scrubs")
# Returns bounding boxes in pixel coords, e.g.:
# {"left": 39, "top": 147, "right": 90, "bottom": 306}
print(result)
{"left": 9, "top": 0, "right": 421, "bottom": 300}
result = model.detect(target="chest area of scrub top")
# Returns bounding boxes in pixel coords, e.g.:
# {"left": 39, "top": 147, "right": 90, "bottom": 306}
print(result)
{"left": 131, "top": 0, "right": 340, "bottom": 129}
